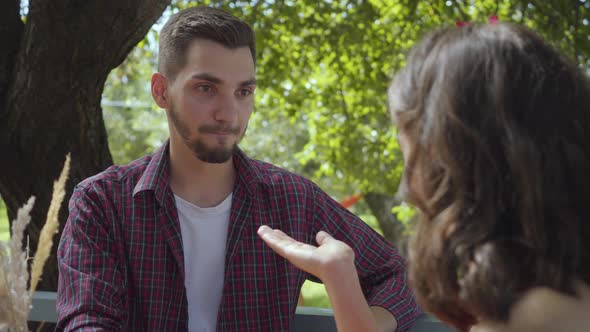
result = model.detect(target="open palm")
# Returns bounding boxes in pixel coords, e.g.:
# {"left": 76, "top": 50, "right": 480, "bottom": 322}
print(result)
{"left": 257, "top": 225, "right": 355, "bottom": 282}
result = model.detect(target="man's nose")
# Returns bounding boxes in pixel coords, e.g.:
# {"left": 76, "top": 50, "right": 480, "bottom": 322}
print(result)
{"left": 214, "top": 94, "right": 238, "bottom": 123}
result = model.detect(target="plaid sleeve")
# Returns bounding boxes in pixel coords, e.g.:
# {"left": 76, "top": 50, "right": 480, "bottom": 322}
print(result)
{"left": 311, "top": 185, "right": 422, "bottom": 332}
{"left": 56, "top": 183, "right": 127, "bottom": 331}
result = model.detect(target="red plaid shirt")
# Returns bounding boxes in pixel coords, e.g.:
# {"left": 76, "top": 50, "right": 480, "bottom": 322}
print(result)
{"left": 57, "top": 142, "right": 420, "bottom": 331}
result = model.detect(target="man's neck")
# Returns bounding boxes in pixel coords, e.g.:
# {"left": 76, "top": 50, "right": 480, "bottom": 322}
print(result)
{"left": 168, "top": 140, "right": 236, "bottom": 208}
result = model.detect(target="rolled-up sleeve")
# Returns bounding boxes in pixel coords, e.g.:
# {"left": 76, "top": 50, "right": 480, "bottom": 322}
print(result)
{"left": 311, "top": 185, "right": 422, "bottom": 332}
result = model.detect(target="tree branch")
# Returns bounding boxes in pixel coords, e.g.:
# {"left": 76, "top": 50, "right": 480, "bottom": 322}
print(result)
{"left": 0, "top": 0, "right": 172, "bottom": 294}
{"left": 572, "top": 0, "right": 581, "bottom": 65}
{"left": 0, "top": 0, "right": 24, "bottom": 120}
{"left": 0, "top": 0, "right": 171, "bottom": 143}
{"left": 364, "top": 192, "right": 407, "bottom": 255}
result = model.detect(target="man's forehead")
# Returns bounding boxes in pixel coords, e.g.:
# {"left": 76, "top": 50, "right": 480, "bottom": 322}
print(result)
{"left": 185, "top": 39, "right": 253, "bottom": 63}
{"left": 181, "top": 40, "right": 255, "bottom": 82}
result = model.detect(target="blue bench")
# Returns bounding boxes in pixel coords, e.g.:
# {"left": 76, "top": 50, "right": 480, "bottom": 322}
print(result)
{"left": 31, "top": 292, "right": 456, "bottom": 331}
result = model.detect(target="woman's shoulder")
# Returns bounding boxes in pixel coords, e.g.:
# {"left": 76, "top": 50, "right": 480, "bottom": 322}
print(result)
{"left": 472, "top": 281, "right": 590, "bottom": 332}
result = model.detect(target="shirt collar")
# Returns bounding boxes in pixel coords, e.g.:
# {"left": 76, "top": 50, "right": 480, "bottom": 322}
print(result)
{"left": 133, "top": 140, "right": 267, "bottom": 205}
{"left": 133, "top": 140, "right": 172, "bottom": 206}
{"left": 232, "top": 146, "right": 268, "bottom": 195}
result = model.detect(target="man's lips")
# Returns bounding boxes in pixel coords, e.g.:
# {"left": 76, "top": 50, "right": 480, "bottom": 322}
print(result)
{"left": 205, "top": 131, "right": 232, "bottom": 135}
{"left": 199, "top": 126, "right": 239, "bottom": 136}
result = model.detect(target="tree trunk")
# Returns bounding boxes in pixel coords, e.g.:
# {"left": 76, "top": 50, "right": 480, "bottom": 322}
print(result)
{"left": 0, "top": 0, "right": 171, "bottom": 295}
{"left": 364, "top": 192, "right": 408, "bottom": 256}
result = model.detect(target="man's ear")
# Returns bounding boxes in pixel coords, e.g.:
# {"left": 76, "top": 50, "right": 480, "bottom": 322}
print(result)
{"left": 151, "top": 72, "right": 170, "bottom": 109}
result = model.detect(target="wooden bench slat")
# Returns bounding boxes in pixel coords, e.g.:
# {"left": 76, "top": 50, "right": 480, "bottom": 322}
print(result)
{"left": 30, "top": 292, "right": 456, "bottom": 331}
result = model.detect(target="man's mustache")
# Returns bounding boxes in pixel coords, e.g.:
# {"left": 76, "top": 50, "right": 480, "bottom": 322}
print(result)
{"left": 198, "top": 125, "right": 241, "bottom": 135}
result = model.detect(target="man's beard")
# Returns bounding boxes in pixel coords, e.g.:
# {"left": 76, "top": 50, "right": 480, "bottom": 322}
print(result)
{"left": 168, "top": 104, "right": 245, "bottom": 164}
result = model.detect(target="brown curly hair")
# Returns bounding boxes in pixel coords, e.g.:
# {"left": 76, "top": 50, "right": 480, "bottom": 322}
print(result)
{"left": 389, "top": 23, "right": 590, "bottom": 331}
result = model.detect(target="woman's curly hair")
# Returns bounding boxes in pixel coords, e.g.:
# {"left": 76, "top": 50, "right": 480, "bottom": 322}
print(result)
{"left": 389, "top": 23, "right": 590, "bottom": 331}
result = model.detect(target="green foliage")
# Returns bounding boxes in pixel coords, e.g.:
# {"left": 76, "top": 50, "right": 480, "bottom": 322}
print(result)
{"left": 101, "top": 1, "right": 590, "bottom": 307}
{"left": 104, "top": 0, "right": 590, "bottom": 192}
{"left": 301, "top": 280, "right": 332, "bottom": 308}
{"left": 102, "top": 28, "right": 168, "bottom": 165}
{"left": 101, "top": 0, "right": 590, "bottom": 249}
{"left": 241, "top": 0, "right": 414, "bottom": 195}
{"left": 392, "top": 202, "right": 417, "bottom": 234}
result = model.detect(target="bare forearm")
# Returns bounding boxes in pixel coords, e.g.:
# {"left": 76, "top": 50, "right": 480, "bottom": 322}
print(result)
{"left": 371, "top": 306, "right": 398, "bottom": 332}
{"left": 323, "top": 269, "right": 398, "bottom": 332}
{"left": 256, "top": 226, "right": 399, "bottom": 331}
{"left": 324, "top": 267, "right": 380, "bottom": 332}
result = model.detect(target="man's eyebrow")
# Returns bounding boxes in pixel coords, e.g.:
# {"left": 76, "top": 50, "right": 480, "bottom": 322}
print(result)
{"left": 190, "top": 73, "right": 222, "bottom": 84}
{"left": 239, "top": 78, "right": 257, "bottom": 87}
{"left": 190, "top": 73, "right": 256, "bottom": 87}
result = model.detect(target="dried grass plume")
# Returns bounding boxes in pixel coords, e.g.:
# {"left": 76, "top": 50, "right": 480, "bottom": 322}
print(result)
{"left": 0, "top": 153, "right": 71, "bottom": 331}
{"left": 29, "top": 153, "right": 71, "bottom": 296}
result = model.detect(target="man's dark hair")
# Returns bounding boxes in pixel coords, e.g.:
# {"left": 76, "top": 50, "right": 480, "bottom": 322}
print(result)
{"left": 158, "top": 6, "right": 256, "bottom": 80}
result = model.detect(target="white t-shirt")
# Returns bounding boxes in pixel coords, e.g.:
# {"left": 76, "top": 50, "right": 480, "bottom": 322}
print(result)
{"left": 174, "top": 193, "right": 232, "bottom": 332}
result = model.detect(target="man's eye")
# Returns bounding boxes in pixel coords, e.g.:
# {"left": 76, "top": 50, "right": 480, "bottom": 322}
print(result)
{"left": 238, "top": 89, "right": 252, "bottom": 97}
{"left": 197, "top": 85, "right": 214, "bottom": 93}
